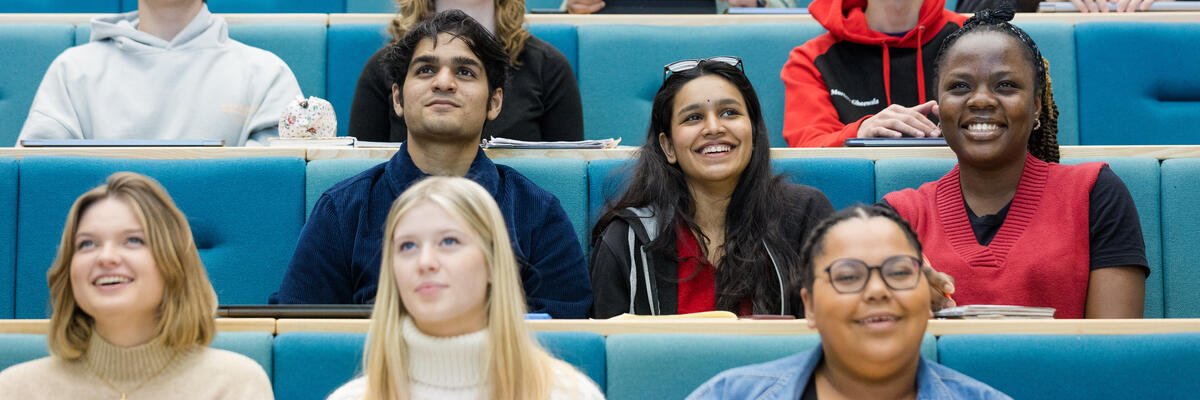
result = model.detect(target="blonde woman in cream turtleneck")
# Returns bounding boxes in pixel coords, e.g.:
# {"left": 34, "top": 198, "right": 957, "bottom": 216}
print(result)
{"left": 0, "top": 172, "right": 273, "bottom": 399}
{"left": 326, "top": 177, "right": 603, "bottom": 400}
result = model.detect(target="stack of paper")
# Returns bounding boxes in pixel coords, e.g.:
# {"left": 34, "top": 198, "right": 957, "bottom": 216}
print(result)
{"left": 481, "top": 137, "right": 621, "bottom": 149}
{"left": 934, "top": 305, "right": 1056, "bottom": 319}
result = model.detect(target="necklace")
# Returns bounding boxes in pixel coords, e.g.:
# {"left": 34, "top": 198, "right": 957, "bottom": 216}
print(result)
{"left": 90, "top": 351, "right": 179, "bottom": 400}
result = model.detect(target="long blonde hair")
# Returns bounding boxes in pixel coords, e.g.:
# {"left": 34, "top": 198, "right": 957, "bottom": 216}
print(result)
{"left": 361, "top": 177, "right": 572, "bottom": 399}
{"left": 46, "top": 172, "right": 217, "bottom": 360}
{"left": 388, "top": 0, "right": 530, "bottom": 67}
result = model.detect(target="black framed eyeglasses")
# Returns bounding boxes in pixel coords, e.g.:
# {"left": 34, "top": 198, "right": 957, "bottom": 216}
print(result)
{"left": 663, "top": 56, "right": 744, "bottom": 82}
{"left": 823, "top": 255, "right": 923, "bottom": 294}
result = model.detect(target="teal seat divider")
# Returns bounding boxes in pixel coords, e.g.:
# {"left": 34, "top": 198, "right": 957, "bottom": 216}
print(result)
{"left": 0, "top": 158, "right": 15, "bottom": 318}
{"left": 1161, "top": 158, "right": 1200, "bottom": 317}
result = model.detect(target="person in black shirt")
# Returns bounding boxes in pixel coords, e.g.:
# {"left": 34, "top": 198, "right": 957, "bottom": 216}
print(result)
{"left": 349, "top": 0, "right": 583, "bottom": 143}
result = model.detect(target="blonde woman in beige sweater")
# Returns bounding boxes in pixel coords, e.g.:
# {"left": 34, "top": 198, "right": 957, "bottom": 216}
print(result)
{"left": 326, "top": 177, "right": 603, "bottom": 400}
{"left": 0, "top": 172, "right": 273, "bottom": 399}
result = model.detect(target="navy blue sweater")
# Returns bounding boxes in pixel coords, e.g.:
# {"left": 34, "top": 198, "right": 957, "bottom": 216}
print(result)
{"left": 270, "top": 144, "right": 592, "bottom": 318}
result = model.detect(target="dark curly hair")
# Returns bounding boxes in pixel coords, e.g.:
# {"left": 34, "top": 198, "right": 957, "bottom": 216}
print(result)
{"left": 380, "top": 10, "right": 509, "bottom": 108}
{"left": 797, "top": 205, "right": 923, "bottom": 291}
{"left": 933, "top": 5, "right": 1060, "bottom": 163}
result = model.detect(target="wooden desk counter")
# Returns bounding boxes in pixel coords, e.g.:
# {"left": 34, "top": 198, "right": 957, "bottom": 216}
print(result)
{"left": 307, "top": 145, "right": 1200, "bottom": 161}
{"left": 273, "top": 318, "right": 1200, "bottom": 336}
{"left": 0, "top": 147, "right": 305, "bottom": 160}
{"left": 0, "top": 318, "right": 277, "bottom": 334}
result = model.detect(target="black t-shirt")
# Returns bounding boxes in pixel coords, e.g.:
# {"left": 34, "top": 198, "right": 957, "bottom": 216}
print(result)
{"left": 961, "top": 165, "right": 1149, "bottom": 273}
{"left": 347, "top": 36, "right": 583, "bottom": 142}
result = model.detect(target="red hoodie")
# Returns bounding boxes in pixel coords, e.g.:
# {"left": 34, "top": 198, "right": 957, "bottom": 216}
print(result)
{"left": 781, "top": 0, "right": 966, "bottom": 147}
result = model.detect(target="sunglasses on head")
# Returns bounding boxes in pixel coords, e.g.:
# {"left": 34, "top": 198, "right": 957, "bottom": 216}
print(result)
{"left": 663, "top": 56, "right": 744, "bottom": 82}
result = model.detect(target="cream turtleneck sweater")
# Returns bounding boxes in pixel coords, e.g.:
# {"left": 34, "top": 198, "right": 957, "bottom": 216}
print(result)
{"left": 327, "top": 317, "right": 604, "bottom": 400}
{"left": 0, "top": 333, "right": 273, "bottom": 399}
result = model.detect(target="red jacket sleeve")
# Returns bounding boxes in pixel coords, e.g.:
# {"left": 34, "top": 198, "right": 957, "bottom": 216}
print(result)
{"left": 781, "top": 36, "right": 869, "bottom": 148}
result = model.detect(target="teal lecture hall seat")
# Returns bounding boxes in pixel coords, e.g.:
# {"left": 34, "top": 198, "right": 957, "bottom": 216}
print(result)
{"left": 0, "top": 158, "right": 17, "bottom": 319}
{"left": 0, "top": 331, "right": 276, "bottom": 379}
{"left": 1160, "top": 158, "right": 1200, "bottom": 318}
{"left": 0, "top": 24, "right": 74, "bottom": 148}
{"left": 13, "top": 157, "right": 306, "bottom": 318}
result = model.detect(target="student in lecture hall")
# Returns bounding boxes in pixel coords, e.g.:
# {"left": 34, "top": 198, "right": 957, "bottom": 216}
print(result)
{"left": 350, "top": 0, "right": 583, "bottom": 142}
{"left": 16, "top": 0, "right": 301, "bottom": 146}
{"left": 589, "top": 57, "right": 835, "bottom": 318}
{"left": 688, "top": 205, "right": 1011, "bottom": 399}
{"left": 0, "top": 172, "right": 273, "bottom": 399}
{"left": 325, "top": 177, "right": 603, "bottom": 400}
{"left": 271, "top": 10, "right": 592, "bottom": 319}
{"left": 882, "top": 7, "right": 1148, "bottom": 319}
{"left": 781, "top": 0, "right": 966, "bottom": 147}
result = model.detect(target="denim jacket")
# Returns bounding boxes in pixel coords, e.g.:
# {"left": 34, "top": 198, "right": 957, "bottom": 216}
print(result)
{"left": 687, "top": 346, "right": 1012, "bottom": 400}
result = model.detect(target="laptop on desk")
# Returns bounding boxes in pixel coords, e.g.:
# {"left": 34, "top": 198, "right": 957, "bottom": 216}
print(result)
{"left": 597, "top": 0, "right": 717, "bottom": 13}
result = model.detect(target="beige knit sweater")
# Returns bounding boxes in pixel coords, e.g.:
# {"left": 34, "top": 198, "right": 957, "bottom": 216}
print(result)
{"left": 0, "top": 334, "right": 273, "bottom": 399}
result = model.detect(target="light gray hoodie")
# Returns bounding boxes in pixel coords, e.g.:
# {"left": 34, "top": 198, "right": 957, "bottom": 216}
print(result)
{"left": 18, "top": 5, "right": 301, "bottom": 146}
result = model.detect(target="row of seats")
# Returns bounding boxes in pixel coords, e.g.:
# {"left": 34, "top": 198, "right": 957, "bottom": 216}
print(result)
{"left": 2, "top": 21, "right": 1197, "bottom": 146}
{"left": 1, "top": 0, "right": 562, "bottom": 13}
{"left": 0, "top": 154, "right": 1196, "bottom": 318}
{"left": 2, "top": 330, "right": 1198, "bottom": 399}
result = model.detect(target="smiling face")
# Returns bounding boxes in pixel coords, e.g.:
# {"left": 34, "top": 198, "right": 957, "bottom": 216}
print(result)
{"left": 937, "top": 31, "right": 1041, "bottom": 169}
{"left": 657, "top": 75, "right": 754, "bottom": 192}
{"left": 393, "top": 33, "right": 503, "bottom": 144}
{"left": 69, "top": 197, "right": 164, "bottom": 328}
{"left": 391, "top": 200, "right": 490, "bottom": 337}
{"left": 802, "top": 216, "right": 930, "bottom": 381}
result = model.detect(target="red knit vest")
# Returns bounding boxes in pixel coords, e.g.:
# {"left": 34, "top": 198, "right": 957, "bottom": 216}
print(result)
{"left": 884, "top": 153, "right": 1103, "bottom": 319}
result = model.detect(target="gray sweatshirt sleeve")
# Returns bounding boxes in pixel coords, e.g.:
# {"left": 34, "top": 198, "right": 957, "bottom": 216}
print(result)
{"left": 242, "top": 52, "right": 301, "bottom": 146}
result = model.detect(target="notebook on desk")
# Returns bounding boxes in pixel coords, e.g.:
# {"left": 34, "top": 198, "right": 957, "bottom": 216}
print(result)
{"left": 843, "top": 138, "right": 947, "bottom": 147}
{"left": 20, "top": 139, "right": 226, "bottom": 147}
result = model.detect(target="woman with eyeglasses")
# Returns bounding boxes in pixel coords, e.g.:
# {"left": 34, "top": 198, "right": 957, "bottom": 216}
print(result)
{"left": 883, "top": 8, "right": 1147, "bottom": 319}
{"left": 589, "top": 57, "right": 834, "bottom": 319}
{"left": 689, "top": 205, "right": 1010, "bottom": 399}
{"left": 348, "top": 0, "right": 582, "bottom": 143}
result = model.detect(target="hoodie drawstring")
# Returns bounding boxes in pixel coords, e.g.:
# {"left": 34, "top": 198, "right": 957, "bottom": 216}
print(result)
{"left": 916, "top": 25, "right": 927, "bottom": 104}
{"left": 882, "top": 25, "right": 929, "bottom": 107}
{"left": 881, "top": 42, "right": 892, "bottom": 106}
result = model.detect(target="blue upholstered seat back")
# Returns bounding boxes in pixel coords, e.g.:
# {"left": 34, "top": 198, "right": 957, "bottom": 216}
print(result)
{"left": 0, "top": 0, "right": 119, "bottom": 12}
{"left": 0, "top": 24, "right": 75, "bottom": 146}
{"left": 273, "top": 331, "right": 606, "bottom": 400}
{"left": 938, "top": 333, "right": 1200, "bottom": 399}
{"left": 0, "top": 332, "right": 274, "bottom": 378}
{"left": 605, "top": 333, "right": 936, "bottom": 400}
{"left": 14, "top": 157, "right": 305, "bottom": 318}
{"left": 1016, "top": 22, "right": 1079, "bottom": 146}
{"left": 1076, "top": 22, "right": 1200, "bottom": 145}
{"left": 576, "top": 23, "right": 826, "bottom": 147}
{"left": 0, "top": 159, "right": 16, "bottom": 318}
{"left": 1160, "top": 158, "right": 1200, "bottom": 317}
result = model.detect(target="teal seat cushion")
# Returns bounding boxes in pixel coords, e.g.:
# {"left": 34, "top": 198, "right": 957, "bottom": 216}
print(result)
{"left": 773, "top": 158, "right": 874, "bottom": 210}
{"left": 605, "top": 333, "right": 935, "bottom": 400}
{"left": 273, "top": 331, "right": 606, "bottom": 400}
{"left": 0, "top": 0, "right": 119, "bottom": 12}
{"left": 0, "top": 158, "right": 15, "bottom": 318}
{"left": 874, "top": 158, "right": 957, "bottom": 200}
{"left": 0, "top": 24, "right": 75, "bottom": 146}
{"left": 345, "top": 0, "right": 395, "bottom": 12}
{"left": 577, "top": 23, "right": 826, "bottom": 146}
{"left": 326, "top": 23, "right": 392, "bottom": 137}
{"left": 938, "top": 333, "right": 1200, "bottom": 399}
{"left": 0, "top": 332, "right": 272, "bottom": 378}
{"left": 1076, "top": 22, "right": 1200, "bottom": 145}
{"left": 15, "top": 157, "right": 305, "bottom": 318}
{"left": 1161, "top": 158, "right": 1200, "bottom": 317}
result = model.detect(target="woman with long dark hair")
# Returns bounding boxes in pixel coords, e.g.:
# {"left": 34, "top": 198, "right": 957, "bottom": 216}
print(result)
{"left": 590, "top": 58, "right": 834, "bottom": 318}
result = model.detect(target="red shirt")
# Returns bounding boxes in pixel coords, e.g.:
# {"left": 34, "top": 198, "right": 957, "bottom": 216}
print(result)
{"left": 675, "top": 224, "right": 716, "bottom": 314}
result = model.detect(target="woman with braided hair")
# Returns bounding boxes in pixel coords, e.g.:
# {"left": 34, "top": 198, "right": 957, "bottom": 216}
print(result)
{"left": 883, "top": 6, "right": 1148, "bottom": 319}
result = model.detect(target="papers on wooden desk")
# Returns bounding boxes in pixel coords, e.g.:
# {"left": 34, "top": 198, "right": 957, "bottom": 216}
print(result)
{"left": 481, "top": 137, "right": 621, "bottom": 149}
{"left": 934, "top": 305, "right": 1056, "bottom": 319}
